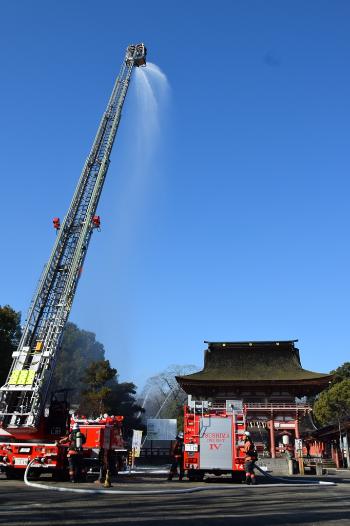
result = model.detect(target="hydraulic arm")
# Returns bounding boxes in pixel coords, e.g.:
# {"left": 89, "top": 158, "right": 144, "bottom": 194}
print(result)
{"left": 0, "top": 44, "right": 147, "bottom": 431}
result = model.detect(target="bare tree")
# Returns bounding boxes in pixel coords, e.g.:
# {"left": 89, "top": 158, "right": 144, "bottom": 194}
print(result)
{"left": 139, "top": 364, "right": 199, "bottom": 420}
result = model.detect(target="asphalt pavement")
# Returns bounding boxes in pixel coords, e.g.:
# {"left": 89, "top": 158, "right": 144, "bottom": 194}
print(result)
{"left": 1, "top": 472, "right": 350, "bottom": 525}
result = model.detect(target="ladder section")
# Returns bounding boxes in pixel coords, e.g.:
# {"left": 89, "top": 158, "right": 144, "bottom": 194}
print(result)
{"left": 0, "top": 44, "right": 147, "bottom": 430}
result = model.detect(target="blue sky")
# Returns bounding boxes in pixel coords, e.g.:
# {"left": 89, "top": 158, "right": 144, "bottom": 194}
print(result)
{"left": 1, "top": 1, "right": 349, "bottom": 390}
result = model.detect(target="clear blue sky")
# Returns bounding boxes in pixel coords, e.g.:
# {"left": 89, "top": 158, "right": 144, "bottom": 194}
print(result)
{"left": 1, "top": 1, "right": 349, "bottom": 390}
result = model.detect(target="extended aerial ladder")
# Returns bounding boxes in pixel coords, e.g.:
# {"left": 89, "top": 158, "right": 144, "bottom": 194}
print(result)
{"left": 0, "top": 43, "right": 147, "bottom": 434}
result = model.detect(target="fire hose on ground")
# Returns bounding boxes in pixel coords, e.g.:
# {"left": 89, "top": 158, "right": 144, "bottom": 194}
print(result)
{"left": 23, "top": 459, "right": 335, "bottom": 495}
{"left": 255, "top": 463, "right": 314, "bottom": 483}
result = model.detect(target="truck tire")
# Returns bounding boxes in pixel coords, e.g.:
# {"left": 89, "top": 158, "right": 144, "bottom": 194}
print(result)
{"left": 5, "top": 468, "right": 23, "bottom": 480}
{"left": 231, "top": 471, "right": 245, "bottom": 483}
{"left": 187, "top": 469, "right": 204, "bottom": 482}
{"left": 27, "top": 467, "right": 42, "bottom": 480}
{"left": 52, "top": 468, "right": 70, "bottom": 481}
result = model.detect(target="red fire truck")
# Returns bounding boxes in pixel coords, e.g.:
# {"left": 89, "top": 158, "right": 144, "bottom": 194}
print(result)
{"left": 183, "top": 399, "right": 248, "bottom": 482}
{"left": 0, "top": 44, "right": 147, "bottom": 479}
{"left": 0, "top": 410, "right": 126, "bottom": 480}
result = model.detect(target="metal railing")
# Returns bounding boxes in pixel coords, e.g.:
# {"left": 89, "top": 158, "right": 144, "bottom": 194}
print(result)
{"left": 245, "top": 402, "right": 311, "bottom": 411}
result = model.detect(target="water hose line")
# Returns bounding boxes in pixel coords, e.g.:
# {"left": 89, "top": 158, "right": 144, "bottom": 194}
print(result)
{"left": 23, "top": 460, "right": 334, "bottom": 495}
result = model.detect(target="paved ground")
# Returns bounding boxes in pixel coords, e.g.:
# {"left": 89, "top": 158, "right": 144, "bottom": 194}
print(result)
{"left": 1, "top": 473, "right": 350, "bottom": 525}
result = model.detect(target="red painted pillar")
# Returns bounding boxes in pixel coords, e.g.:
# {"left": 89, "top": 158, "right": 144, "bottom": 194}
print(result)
{"left": 294, "top": 418, "right": 301, "bottom": 460}
{"left": 335, "top": 446, "right": 340, "bottom": 468}
{"left": 269, "top": 418, "right": 275, "bottom": 458}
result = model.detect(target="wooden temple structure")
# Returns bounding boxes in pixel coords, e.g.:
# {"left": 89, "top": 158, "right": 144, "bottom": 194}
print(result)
{"left": 176, "top": 340, "right": 333, "bottom": 458}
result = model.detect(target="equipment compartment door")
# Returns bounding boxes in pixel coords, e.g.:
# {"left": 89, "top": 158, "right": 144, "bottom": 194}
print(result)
{"left": 199, "top": 417, "right": 232, "bottom": 470}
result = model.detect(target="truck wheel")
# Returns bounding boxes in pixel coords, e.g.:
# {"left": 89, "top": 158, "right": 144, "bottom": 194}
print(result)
{"left": 27, "top": 468, "right": 42, "bottom": 480}
{"left": 52, "top": 469, "right": 70, "bottom": 481}
{"left": 5, "top": 468, "right": 23, "bottom": 480}
{"left": 188, "top": 469, "right": 204, "bottom": 482}
{"left": 231, "top": 471, "right": 245, "bottom": 483}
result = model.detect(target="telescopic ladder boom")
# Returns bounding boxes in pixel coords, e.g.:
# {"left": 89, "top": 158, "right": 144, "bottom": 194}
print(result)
{"left": 0, "top": 43, "right": 147, "bottom": 430}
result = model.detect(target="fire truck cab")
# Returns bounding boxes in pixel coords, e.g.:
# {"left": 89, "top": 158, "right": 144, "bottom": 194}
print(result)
{"left": 183, "top": 398, "right": 248, "bottom": 481}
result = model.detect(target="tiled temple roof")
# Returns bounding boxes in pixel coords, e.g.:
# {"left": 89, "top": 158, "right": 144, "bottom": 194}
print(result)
{"left": 176, "top": 341, "right": 332, "bottom": 395}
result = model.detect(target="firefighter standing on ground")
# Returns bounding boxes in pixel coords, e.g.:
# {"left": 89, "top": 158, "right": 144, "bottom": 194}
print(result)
{"left": 243, "top": 431, "right": 257, "bottom": 485}
{"left": 168, "top": 432, "right": 184, "bottom": 481}
{"left": 59, "top": 423, "right": 86, "bottom": 482}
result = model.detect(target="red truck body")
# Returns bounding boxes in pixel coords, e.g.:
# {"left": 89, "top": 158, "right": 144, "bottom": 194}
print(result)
{"left": 183, "top": 400, "right": 247, "bottom": 481}
{"left": 0, "top": 416, "right": 126, "bottom": 479}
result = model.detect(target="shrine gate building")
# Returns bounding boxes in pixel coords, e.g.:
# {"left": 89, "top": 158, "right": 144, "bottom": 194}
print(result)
{"left": 176, "top": 340, "right": 332, "bottom": 458}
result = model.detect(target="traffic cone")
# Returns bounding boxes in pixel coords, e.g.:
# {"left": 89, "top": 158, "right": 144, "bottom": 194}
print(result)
{"left": 104, "top": 469, "right": 112, "bottom": 488}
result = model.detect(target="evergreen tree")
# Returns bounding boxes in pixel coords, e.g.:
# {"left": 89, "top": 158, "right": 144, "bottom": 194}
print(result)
{"left": 50, "top": 322, "right": 105, "bottom": 402}
{"left": 330, "top": 362, "right": 350, "bottom": 385}
{"left": 0, "top": 309, "right": 143, "bottom": 435}
{"left": 314, "top": 378, "right": 350, "bottom": 426}
{"left": 79, "top": 360, "right": 144, "bottom": 436}
{"left": 108, "top": 381, "right": 144, "bottom": 438}
{"left": 313, "top": 362, "right": 350, "bottom": 426}
{"left": 79, "top": 360, "right": 117, "bottom": 417}
{"left": 0, "top": 305, "right": 21, "bottom": 384}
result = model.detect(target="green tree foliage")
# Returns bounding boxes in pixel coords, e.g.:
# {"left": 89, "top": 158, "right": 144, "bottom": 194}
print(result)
{"left": 330, "top": 362, "right": 350, "bottom": 385}
{"left": 50, "top": 322, "right": 105, "bottom": 402}
{"left": 83, "top": 359, "right": 117, "bottom": 390}
{"left": 79, "top": 360, "right": 144, "bottom": 436}
{"left": 108, "top": 381, "right": 144, "bottom": 438}
{"left": 314, "top": 378, "right": 350, "bottom": 426}
{"left": 0, "top": 309, "right": 143, "bottom": 435}
{"left": 49, "top": 321, "right": 143, "bottom": 435}
{"left": 79, "top": 360, "right": 117, "bottom": 417}
{"left": 0, "top": 305, "right": 21, "bottom": 384}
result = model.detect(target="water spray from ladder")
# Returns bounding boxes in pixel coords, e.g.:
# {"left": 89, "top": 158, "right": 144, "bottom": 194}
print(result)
{"left": 134, "top": 62, "right": 170, "bottom": 161}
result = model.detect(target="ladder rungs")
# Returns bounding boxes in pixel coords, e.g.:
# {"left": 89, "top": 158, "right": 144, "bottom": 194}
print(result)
{"left": 0, "top": 412, "right": 32, "bottom": 416}
{"left": 0, "top": 386, "right": 35, "bottom": 392}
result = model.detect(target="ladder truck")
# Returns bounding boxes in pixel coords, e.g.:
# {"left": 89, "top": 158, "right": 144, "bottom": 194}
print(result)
{"left": 183, "top": 399, "right": 248, "bottom": 482}
{"left": 0, "top": 43, "right": 147, "bottom": 479}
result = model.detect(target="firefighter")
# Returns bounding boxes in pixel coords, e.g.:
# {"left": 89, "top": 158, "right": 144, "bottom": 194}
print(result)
{"left": 168, "top": 432, "right": 184, "bottom": 481}
{"left": 243, "top": 431, "right": 257, "bottom": 485}
{"left": 59, "top": 423, "right": 86, "bottom": 482}
{"left": 95, "top": 447, "right": 117, "bottom": 484}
